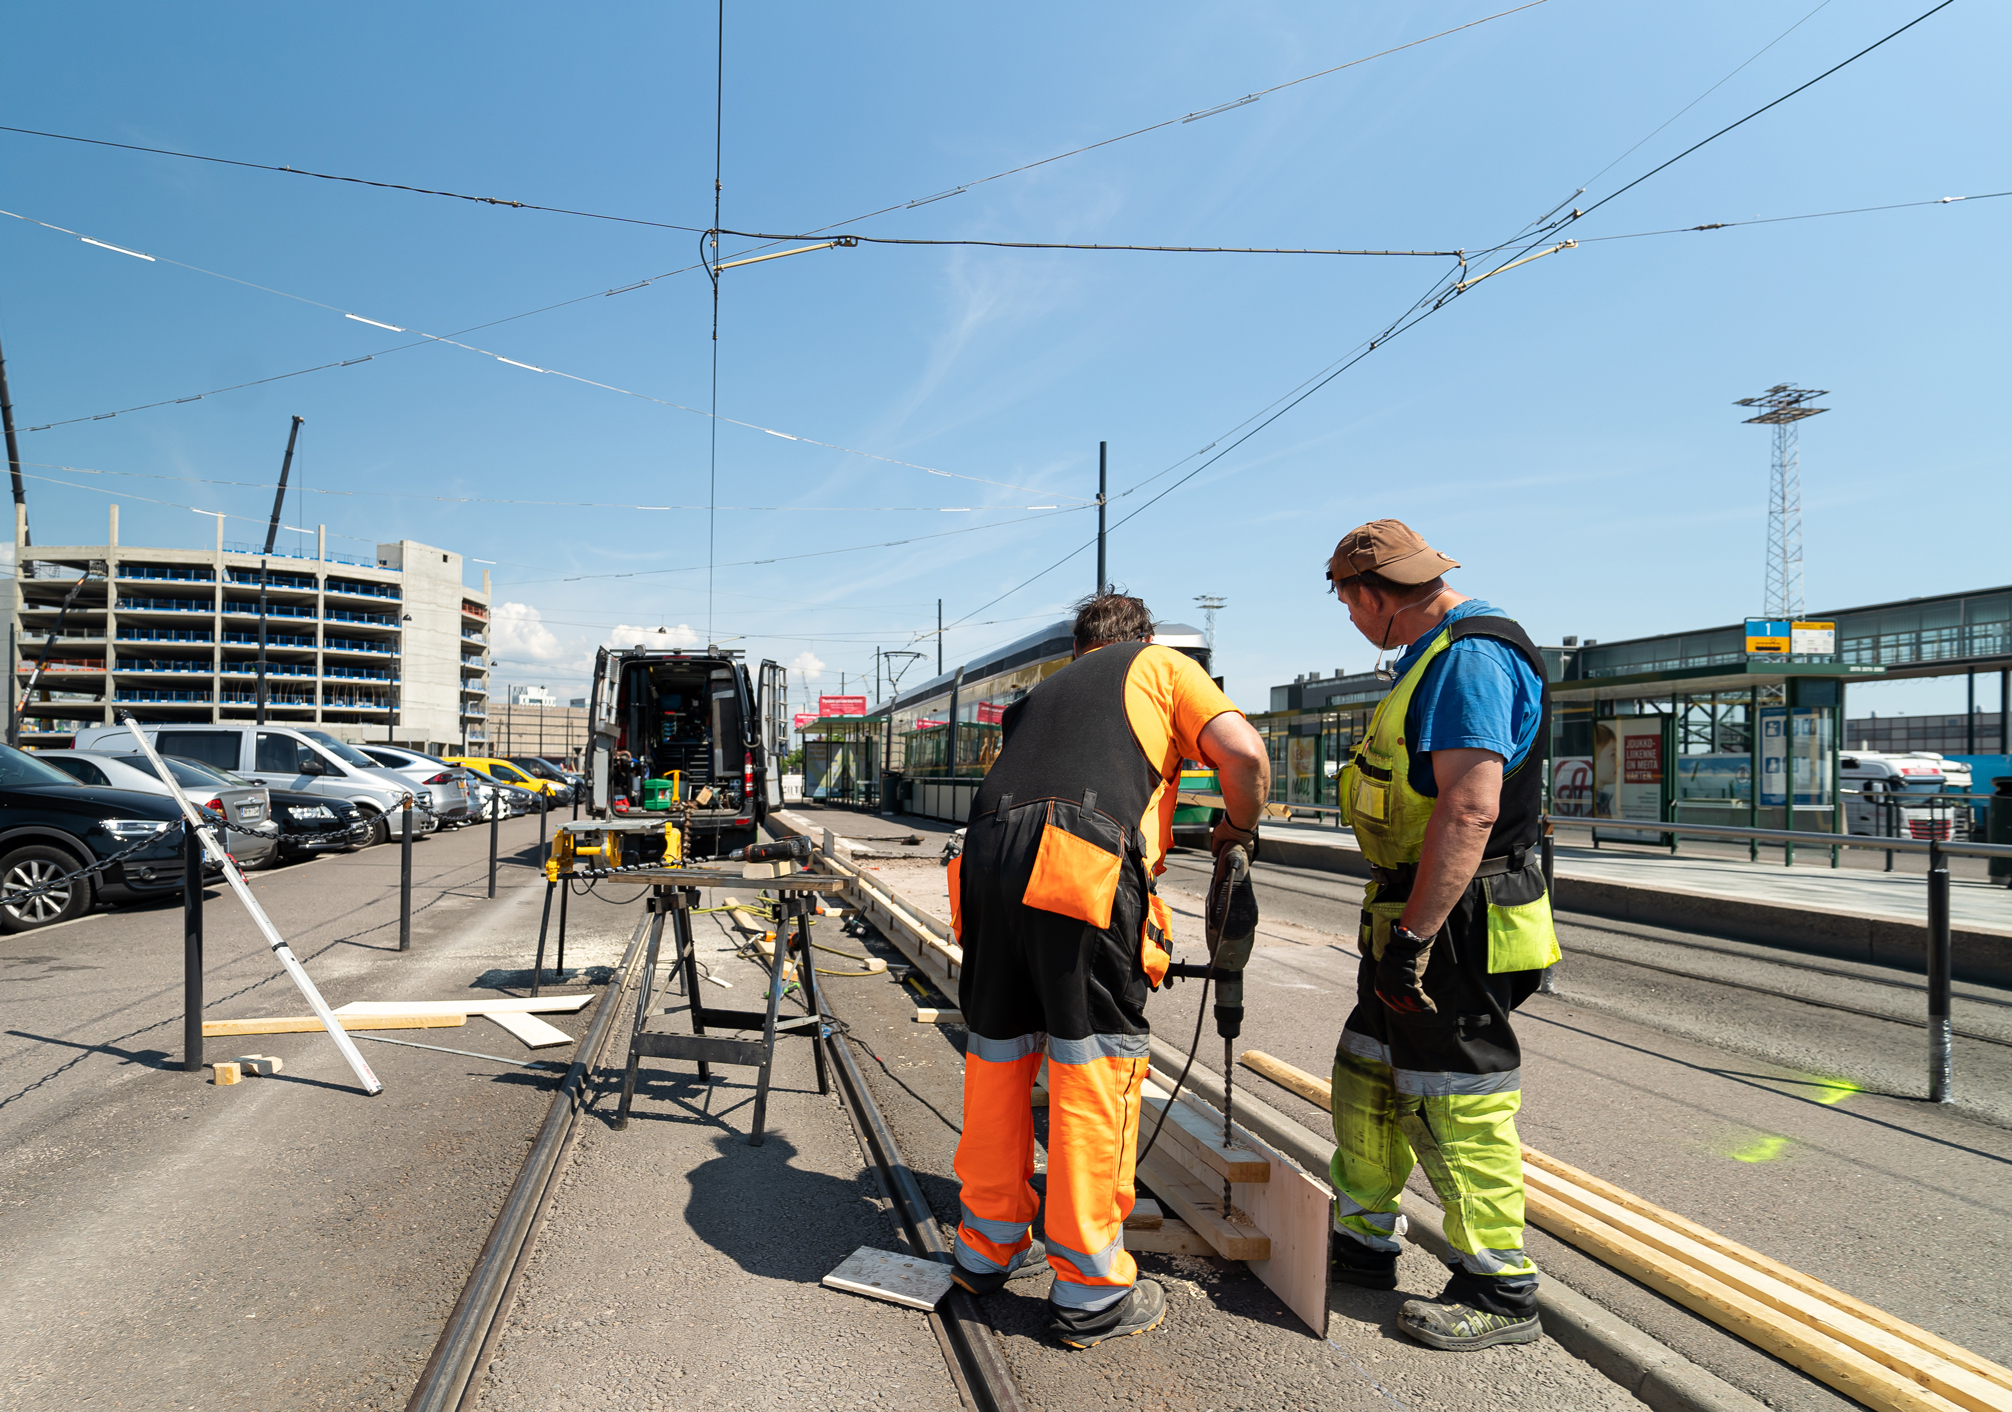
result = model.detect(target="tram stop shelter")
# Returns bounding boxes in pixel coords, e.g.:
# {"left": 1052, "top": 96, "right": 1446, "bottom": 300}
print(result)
{"left": 1550, "top": 656, "right": 1888, "bottom": 842}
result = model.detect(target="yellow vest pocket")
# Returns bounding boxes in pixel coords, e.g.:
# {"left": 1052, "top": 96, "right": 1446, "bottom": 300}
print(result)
{"left": 1484, "top": 888, "right": 1560, "bottom": 973}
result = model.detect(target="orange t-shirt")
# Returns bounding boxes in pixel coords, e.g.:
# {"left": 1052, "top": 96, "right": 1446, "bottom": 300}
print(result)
{"left": 1118, "top": 644, "right": 1241, "bottom": 874}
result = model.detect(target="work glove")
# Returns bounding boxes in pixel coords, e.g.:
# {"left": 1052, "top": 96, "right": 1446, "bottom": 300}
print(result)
{"left": 1374, "top": 923, "right": 1438, "bottom": 1015}
{"left": 1210, "top": 816, "right": 1260, "bottom": 860}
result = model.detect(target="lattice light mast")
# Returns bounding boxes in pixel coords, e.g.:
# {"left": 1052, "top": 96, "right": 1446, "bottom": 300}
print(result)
{"left": 1734, "top": 384, "right": 1828, "bottom": 620}
{"left": 1194, "top": 594, "right": 1227, "bottom": 663}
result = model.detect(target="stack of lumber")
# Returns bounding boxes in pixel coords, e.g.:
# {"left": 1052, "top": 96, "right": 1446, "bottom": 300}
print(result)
{"left": 1237, "top": 1050, "right": 2012, "bottom": 1412}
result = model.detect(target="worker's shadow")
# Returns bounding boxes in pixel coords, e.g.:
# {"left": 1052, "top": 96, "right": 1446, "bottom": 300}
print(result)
{"left": 680, "top": 1132, "right": 898, "bottom": 1284}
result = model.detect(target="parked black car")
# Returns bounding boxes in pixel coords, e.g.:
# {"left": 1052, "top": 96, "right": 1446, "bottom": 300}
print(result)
{"left": 0, "top": 742, "right": 212, "bottom": 932}
{"left": 267, "top": 790, "right": 369, "bottom": 859}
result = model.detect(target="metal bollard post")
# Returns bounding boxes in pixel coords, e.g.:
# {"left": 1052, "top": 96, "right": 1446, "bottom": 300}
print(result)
{"left": 399, "top": 797, "right": 413, "bottom": 951}
{"left": 488, "top": 788, "right": 499, "bottom": 900}
{"left": 540, "top": 790, "right": 549, "bottom": 852}
{"left": 183, "top": 824, "right": 204, "bottom": 1072}
{"left": 1927, "top": 839, "right": 1952, "bottom": 1103}
{"left": 1537, "top": 831, "right": 1558, "bottom": 995}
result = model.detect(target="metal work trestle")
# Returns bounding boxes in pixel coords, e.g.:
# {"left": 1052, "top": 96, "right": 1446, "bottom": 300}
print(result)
{"left": 612, "top": 883, "right": 830, "bottom": 1144}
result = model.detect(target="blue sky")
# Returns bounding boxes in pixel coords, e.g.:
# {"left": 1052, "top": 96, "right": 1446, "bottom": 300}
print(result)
{"left": 1, "top": 0, "right": 2003, "bottom": 718}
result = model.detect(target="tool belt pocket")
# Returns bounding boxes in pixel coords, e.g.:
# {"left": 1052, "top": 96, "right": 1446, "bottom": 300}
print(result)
{"left": 947, "top": 852, "right": 964, "bottom": 941}
{"left": 1360, "top": 880, "right": 1408, "bottom": 961}
{"left": 1021, "top": 798, "right": 1125, "bottom": 929}
{"left": 1483, "top": 861, "right": 1560, "bottom": 974}
{"left": 1344, "top": 751, "right": 1394, "bottom": 827}
{"left": 1141, "top": 890, "right": 1173, "bottom": 988}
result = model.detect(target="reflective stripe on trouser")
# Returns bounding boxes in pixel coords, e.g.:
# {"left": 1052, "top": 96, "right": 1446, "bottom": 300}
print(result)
{"left": 1330, "top": 1039, "right": 1536, "bottom": 1280}
{"left": 953, "top": 1039, "right": 1043, "bottom": 1275}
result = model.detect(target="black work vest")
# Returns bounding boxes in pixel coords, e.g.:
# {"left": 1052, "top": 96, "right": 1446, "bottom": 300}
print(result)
{"left": 1430, "top": 615, "right": 1550, "bottom": 862}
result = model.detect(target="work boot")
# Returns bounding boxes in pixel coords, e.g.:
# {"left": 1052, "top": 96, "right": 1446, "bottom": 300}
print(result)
{"left": 950, "top": 1239, "right": 1049, "bottom": 1296}
{"left": 1047, "top": 1280, "right": 1168, "bottom": 1349}
{"left": 1396, "top": 1295, "right": 1541, "bottom": 1351}
{"left": 1329, "top": 1232, "right": 1399, "bottom": 1290}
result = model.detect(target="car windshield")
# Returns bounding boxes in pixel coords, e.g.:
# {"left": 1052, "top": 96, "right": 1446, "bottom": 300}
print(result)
{"left": 302, "top": 729, "right": 378, "bottom": 768}
{"left": 0, "top": 744, "right": 90, "bottom": 788}
{"left": 109, "top": 756, "right": 218, "bottom": 789}
{"left": 1901, "top": 779, "right": 1946, "bottom": 794}
{"left": 511, "top": 758, "right": 554, "bottom": 776}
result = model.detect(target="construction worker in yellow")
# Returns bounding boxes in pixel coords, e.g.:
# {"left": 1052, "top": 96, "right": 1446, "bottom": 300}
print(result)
{"left": 1325, "top": 520, "right": 1559, "bottom": 1351}
{"left": 946, "top": 591, "right": 1271, "bottom": 1348}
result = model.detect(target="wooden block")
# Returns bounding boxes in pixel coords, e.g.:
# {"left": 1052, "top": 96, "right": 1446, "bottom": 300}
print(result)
{"left": 822, "top": 1246, "right": 953, "bottom": 1311}
{"left": 233, "top": 1055, "right": 283, "bottom": 1076}
{"left": 482, "top": 1012, "right": 574, "bottom": 1049}
{"left": 1135, "top": 1147, "right": 1269, "bottom": 1261}
{"left": 210, "top": 1062, "right": 242, "bottom": 1085}
{"left": 1124, "top": 1199, "right": 1163, "bottom": 1231}
{"left": 1029, "top": 1084, "right": 1048, "bottom": 1108}
{"left": 1125, "top": 1218, "right": 1216, "bottom": 1257}
{"left": 913, "top": 1009, "right": 963, "bottom": 1025}
{"left": 202, "top": 1014, "right": 466, "bottom": 1036}
{"left": 1140, "top": 1093, "right": 1269, "bottom": 1183}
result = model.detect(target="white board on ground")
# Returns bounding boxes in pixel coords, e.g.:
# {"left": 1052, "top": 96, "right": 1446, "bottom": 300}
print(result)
{"left": 482, "top": 1012, "right": 574, "bottom": 1049}
{"left": 821, "top": 1246, "right": 954, "bottom": 1311}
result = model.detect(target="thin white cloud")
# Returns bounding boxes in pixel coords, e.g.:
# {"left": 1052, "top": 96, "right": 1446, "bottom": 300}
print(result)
{"left": 491, "top": 602, "right": 563, "bottom": 661}
{"left": 788, "top": 650, "right": 826, "bottom": 682}
{"left": 603, "top": 623, "right": 700, "bottom": 651}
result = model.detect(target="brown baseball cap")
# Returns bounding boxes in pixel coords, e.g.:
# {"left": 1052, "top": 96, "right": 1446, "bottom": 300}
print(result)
{"left": 1326, "top": 519, "right": 1461, "bottom": 588}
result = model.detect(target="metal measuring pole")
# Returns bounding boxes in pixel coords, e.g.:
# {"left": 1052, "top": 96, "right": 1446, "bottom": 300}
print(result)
{"left": 399, "top": 797, "right": 413, "bottom": 951}
{"left": 183, "top": 825, "right": 204, "bottom": 1071}
{"left": 488, "top": 787, "right": 500, "bottom": 899}
{"left": 1927, "top": 838, "right": 1952, "bottom": 1104}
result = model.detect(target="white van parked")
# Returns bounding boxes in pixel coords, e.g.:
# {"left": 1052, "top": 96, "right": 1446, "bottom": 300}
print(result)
{"left": 1841, "top": 751, "right": 1963, "bottom": 841}
{"left": 73, "top": 724, "right": 419, "bottom": 847}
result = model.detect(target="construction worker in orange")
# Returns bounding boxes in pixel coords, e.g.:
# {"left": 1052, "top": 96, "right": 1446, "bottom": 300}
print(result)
{"left": 946, "top": 591, "right": 1271, "bottom": 1348}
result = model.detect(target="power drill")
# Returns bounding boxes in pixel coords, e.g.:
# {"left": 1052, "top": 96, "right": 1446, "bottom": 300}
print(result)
{"left": 1162, "top": 842, "right": 1259, "bottom": 1211}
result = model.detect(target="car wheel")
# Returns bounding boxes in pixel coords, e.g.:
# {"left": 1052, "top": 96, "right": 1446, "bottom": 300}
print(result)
{"left": 0, "top": 845, "right": 94, "bottom": 933}
{"left": 358, "top": 809, "right": 390, "bottom": 849}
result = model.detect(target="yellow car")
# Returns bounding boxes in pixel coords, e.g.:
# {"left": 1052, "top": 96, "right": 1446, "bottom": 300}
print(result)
{"left": 446, "top": 756, "right": 567, "bottom": 801}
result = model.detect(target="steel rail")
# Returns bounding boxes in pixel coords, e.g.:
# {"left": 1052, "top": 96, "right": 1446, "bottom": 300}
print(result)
{"left": 822, "top": 1005, "right": 1027, "bottom": 1412}
{"left": 403, "top": 908, "right": 650, "bottom": 1412}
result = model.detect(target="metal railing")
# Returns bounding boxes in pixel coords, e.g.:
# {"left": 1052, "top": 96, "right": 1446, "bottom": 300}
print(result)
{"left": 327, "top": 609, "right": 399, "bottom": 627}
{"left": 1542, "top": 812, "right": 2012, "bottom": 1105}
{"left": 117, "top": 596, "right": 213, "bottom": 613}
{"left": 116, "top": 659, "right": 217, "bottom": 674}
{"left": 124, "top": 628, "right": 216, "bottom": 644}
{"left": 119, "top": 567, "right": 215, "bottom": 583}
{"left": 325, "top": 579, "right": 401, "bottom": 600}
{"left": 222, "top": 601, "right": 316, "bottom": 619}
{"left": 324, "top": 637, "right": 395, "bottom": 655}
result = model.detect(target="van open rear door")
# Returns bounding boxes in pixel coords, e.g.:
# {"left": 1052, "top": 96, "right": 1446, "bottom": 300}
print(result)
{"left": 758, "top": 659, "right": 787, "bottom": 810}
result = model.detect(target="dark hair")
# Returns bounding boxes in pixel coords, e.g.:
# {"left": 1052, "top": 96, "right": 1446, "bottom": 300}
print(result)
{"left": 1070, "top": 591, "right": 1154, "bottom": 651}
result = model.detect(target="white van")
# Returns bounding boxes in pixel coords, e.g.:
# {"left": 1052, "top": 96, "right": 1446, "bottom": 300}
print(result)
{"left": 1841, "top": 751, "right": 1962, "bottom": 841}
{"left": 74, "top": 724, "right": 417, "bottom": 847}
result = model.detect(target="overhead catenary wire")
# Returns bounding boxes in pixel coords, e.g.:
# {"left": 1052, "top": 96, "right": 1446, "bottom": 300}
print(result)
{"left": 708, "top": 227, "right": 1462, "bottom": 257}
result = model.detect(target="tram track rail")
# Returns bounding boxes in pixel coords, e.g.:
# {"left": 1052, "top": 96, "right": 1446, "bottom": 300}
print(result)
{"left": 404, "top": 908, "right": 651, "bottom": 1412}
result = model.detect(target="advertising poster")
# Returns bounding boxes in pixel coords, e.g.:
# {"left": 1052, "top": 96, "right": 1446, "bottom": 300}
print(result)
{"left": 1287, "top": 735, "right": 1318, "bottom": 804}
{"left": 818, "top": 694, "right": 867, "bottom": 717}
{"left": 1758, "top": 707, "right": 1788, "bottom": 807}
{"left": 1594, "top": 717, "right": 1665, "bottom": 840}
{"left": 1551, "top": 757, "right": 1594, "bottom": 816}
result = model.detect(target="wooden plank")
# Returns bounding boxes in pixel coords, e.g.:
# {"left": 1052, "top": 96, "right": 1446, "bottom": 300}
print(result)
{"left": 1521, "top": 1148, "right": 2012, "bottom": 1399}
{"left": 1125, "top": 1218, "right": 1216, "bottom": 1257}
{"left": 1124, "top": 1199, "right": 1164, "bottom": 1231}
{"left": 335, "top": 996, "right": 593, "bottom": 1016}
{"left": 913, "top": 1009, "right": 964, "bottom": 1025}
{"left": 1141, "top": 1093, "right": 1269, "bottom": 1184}
{"left": 1527, "top": 1188, "right": 1969, "bottom": 1412}
{"left": 203, "top": 1013, "right": 466, "bottom": 1036}
{"left": 1241, "top": 1049, "right": 1332, "bottom": 1109}
{"left": 1134, "top": 1147, "right": 1270, "bottom": 1261}
{"left": 1525, "top": 1169, "right": 2009, "bottom": 1412}
{"left": 482, "top": 1012, "right": 574, "bottom": 1049}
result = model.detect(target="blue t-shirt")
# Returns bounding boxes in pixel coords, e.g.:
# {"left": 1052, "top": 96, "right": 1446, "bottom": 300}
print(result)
{"left": 1386, "top": 599, "right": 1543, "bottom": 798}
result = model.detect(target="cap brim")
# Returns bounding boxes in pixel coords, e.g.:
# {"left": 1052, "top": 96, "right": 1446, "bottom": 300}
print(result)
{"left": 1376, "top": 547, "right": 1461, "bottom": 584}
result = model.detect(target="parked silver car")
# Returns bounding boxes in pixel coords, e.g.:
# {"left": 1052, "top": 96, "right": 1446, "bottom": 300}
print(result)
{"left": 358, "top": 746, "right": 476, "bottom": 827}
{"left": 35, "top": 750, "right": 280, "bottom": 870}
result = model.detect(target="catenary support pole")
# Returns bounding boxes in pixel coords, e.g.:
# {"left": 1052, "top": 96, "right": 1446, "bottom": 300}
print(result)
{"left": 399, "top": 796, "right": 413, "bottom": 951}
{"left": 1096, "top": 441, "right": 1107, "bottom": 595}
{"left": 488, "top": 788, "right": 500, "bottom": 899}
{"left": 256, "top": 416, "right": 303, "bottom": 728}
{"left": 183, "top": 824, "right": 203, "bottom": 1071}
{"left": 0, "top": 325, "right": 29, "bottom": 546}
{"left": 1928, "top": 838, "right": 1952, "bottom": 1103}
{"left": 937, "top": 599, "right": 943, "bottom": 676}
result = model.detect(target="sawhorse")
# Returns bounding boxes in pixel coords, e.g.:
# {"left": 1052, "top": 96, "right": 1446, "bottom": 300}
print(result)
{"left": 612, "top": 872, "right": 842, "bottom": 1144}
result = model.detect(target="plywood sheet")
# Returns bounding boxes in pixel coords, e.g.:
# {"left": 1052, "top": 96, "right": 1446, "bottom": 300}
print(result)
{"left": 335, "top": 995, "right": 593, "bottom": 1016}
{"left": 821, "top": 1246, "right": 953, "bottom": 1311}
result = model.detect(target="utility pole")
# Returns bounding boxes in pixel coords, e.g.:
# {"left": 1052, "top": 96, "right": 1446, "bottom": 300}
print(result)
{"left": 937, "top": 599, "right": 943, "bottom": 676}
{"left": 1734, "top": 385, "right": 1827, "bottom": 620}
{"left": 1097, "top": 441, "right": 1108, "bottom": 596}
{"left": 0, "top": 325, "right": 28, "bottom": 546}
{"left": 257, "top": 417, "right": 304, "bottom": 726}
{"left": 875, "top": 647, "right": 882, "bottom": 706}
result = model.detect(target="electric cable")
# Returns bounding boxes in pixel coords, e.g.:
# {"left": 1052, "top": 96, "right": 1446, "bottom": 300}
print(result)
{"left": 709, "top": 228, "right": 1460, "bottom": 257}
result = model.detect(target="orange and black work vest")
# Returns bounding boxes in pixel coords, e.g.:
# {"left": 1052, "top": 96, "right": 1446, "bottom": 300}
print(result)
{"left": 954, "top": 640, "right": 1175, "bottom": 984}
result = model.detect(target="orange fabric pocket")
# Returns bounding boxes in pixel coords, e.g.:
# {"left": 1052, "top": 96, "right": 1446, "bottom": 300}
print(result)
{"left": 1022, "top": 817, "right": 1123, "bottom": 929}
{"left": 947, "top": 852, "right": 964, "bottom": 941}
{"left": 1141, "top": 893, "right": 1173, "bottom": 988}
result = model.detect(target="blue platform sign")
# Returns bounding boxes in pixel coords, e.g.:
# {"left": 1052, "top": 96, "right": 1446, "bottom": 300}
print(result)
{"left": 1758, "top": 707, "right": 1788, "bottom": 805}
